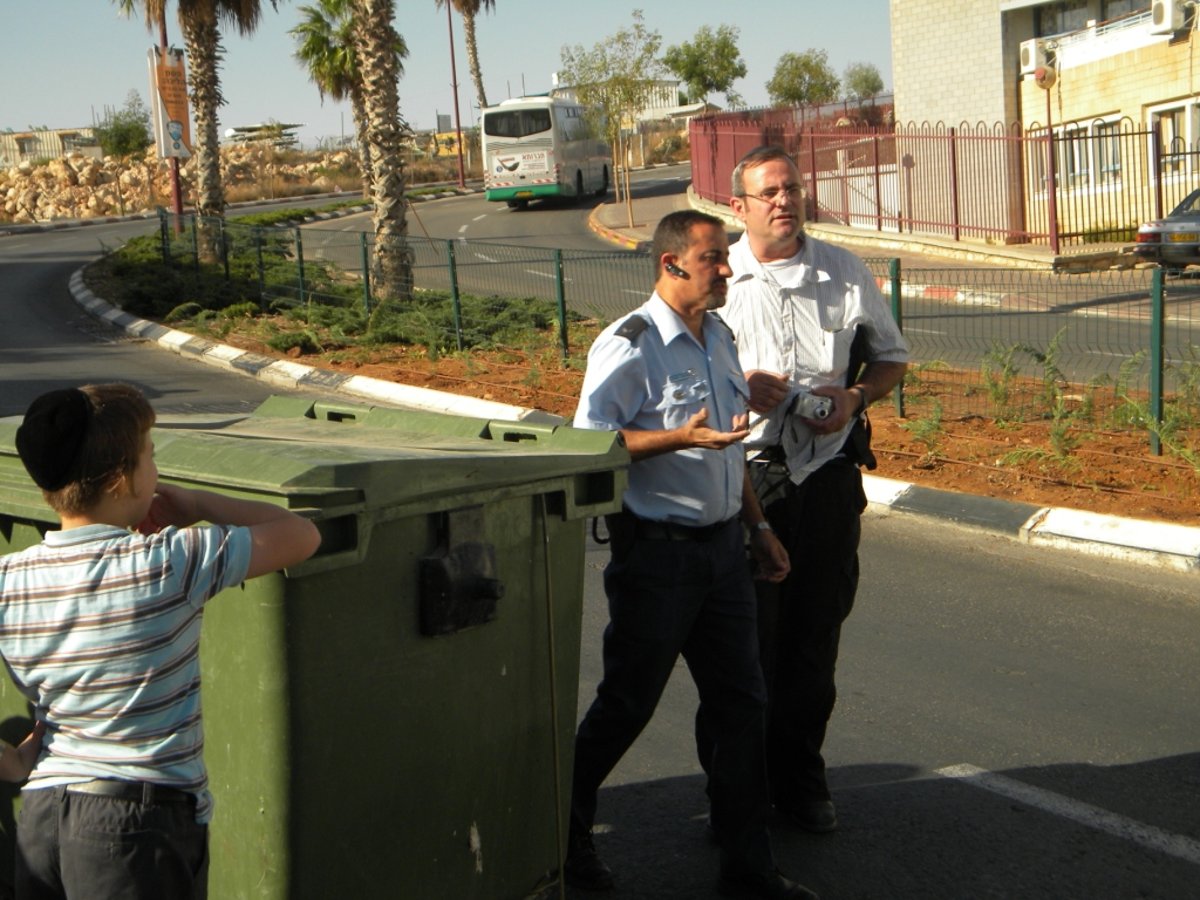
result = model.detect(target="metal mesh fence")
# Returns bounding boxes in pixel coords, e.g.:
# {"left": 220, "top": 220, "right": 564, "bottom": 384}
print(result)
{"left": 865, "top": 259, "right": 1200, "bottom": 430}
{"left": 158, "top": 214, "right": 1200, "bottom": 435}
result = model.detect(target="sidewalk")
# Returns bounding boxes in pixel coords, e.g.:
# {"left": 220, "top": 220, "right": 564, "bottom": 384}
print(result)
{"left": 585, "top": 188, "right": 1199, "bottom": 574}
{"left": 587, "top": 184, "right": 1137, "bottom": 273}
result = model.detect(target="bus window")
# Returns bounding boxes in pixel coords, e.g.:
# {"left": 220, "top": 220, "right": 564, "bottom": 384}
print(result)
{"left": 484, "top": 108, "right": 552, "bottom": 138}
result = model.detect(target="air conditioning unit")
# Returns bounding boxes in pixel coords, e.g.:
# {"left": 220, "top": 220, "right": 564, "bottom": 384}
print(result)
{"left": 1019, "top": 38, "right": 1049, "bottom": 76}
{"left": 1150, "top": 0, "right": 1186, "bottom": 35}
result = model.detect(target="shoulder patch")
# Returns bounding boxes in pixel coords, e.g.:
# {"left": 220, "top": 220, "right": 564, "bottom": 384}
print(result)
{"left": 615, "top": 315, "right": 650, "bottom": 341}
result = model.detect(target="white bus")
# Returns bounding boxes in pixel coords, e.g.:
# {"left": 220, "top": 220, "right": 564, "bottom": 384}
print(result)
{"left": 481, "top": 96, "right": 610, "bottom": 209}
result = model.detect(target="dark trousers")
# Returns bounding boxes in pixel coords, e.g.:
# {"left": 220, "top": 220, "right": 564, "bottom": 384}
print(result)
{"left": 16, "top": 787, "right": 208, "bottom": 900}
{"left": 570, "top": 515, "right": 774, "bottom": 874}
{"left": 758, "top": 460, "right": 865, "bottom": 806}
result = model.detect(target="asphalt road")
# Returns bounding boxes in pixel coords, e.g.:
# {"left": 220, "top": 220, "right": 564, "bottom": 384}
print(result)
{"left": 572, "top": 513, "right": 1200, "bottom": 900}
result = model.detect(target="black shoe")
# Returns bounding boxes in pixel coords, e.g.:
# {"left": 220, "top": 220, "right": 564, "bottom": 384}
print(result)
{"left": 718, "top": 865, "right": 819, "bottom": 900}
{"left": 563, "top": 830, "right": 614, "bottom": 891}
{"left": 776, "top": 799, "right": 837, "bottom": 833}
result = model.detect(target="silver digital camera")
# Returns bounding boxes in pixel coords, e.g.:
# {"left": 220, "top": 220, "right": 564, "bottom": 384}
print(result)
{"left": 791, "top": 389, "right": 833, "bottom": 421}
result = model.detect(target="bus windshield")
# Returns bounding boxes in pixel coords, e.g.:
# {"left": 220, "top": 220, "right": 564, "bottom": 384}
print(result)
{"left": 484, "top": 108, "right": 552, "bottom": 139}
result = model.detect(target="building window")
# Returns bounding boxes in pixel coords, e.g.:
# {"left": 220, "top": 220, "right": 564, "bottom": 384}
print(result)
{"left": 1155, "top": 106, "right": 1191, "bottom": 176}
{"left": 1036, "top": 0, "right": 1093, "bottom": 36}
{"left": 1058, "top": 125, "right": 1091, "bottom": 187}
{"left": 1100, "top": 0, "right": 1144, "bottom": 21}
{"left": 1094, "top": 121, "right": 1123, "bottom": 183}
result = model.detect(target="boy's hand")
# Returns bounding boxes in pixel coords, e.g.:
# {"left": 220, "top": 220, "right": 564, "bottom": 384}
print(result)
{"left": 136, "top": 483, "right": 200, "bottom": 534}
{"left": 16, "top": 721, "right": 45, "bottom": 778}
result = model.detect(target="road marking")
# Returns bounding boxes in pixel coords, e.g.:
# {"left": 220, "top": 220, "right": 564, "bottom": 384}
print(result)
{"left": 525, "top": 269, "right": 573, "bottom": 283}
{"left": 473, "top": 253, "right": 498, "bottom": 263}
{"left": 936, "top": 763, "right": 1200, "bottom": 866}
{"left": 621, "top": 289, "right": 645, "bottom": 296}
{"left": 458, "top": 224, "right": 469, "bottom": 234}
{"left": 900, "top": 326, "right": 947, "bottom": 335}
{"left": 473, "top": 214, "right": 487, "bottom": 222}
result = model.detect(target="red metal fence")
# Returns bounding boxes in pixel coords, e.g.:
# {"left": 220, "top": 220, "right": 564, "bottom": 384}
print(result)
{"left": 691, "top": 110, "right": 1194, "bottom": 250}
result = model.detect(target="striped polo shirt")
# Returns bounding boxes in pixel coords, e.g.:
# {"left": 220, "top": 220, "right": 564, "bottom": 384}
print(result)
{"left": 0, "top": 521, "right": 253, "bottom": 823}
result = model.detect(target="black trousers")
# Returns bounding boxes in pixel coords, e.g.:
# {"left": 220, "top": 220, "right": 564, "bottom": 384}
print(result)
{"left": 758, "top": 459, "right": 866, "bottom": 806}
{"left": 16, "top": 786, "right": 208, "bottom": 900}
{"left": 570, "top": 514, "right": 775, "bottom": 874}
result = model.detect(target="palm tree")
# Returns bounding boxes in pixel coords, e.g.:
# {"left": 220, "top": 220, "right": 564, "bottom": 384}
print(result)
{"left": 436, "top": 0, "right": 494, "bottom": 112}
{"left": 352, "top": 0, "right": 411, "bottom": 300}
{"left": 290, "top": 0, "right": 408, "bottom": 198}
{"left": 117, "top": 0, "right": 276, "bottom": 254}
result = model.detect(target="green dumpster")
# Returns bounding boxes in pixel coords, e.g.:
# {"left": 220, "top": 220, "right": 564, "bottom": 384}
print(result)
{"left": 0, "top": 396, "right": 628, "bottom": 900}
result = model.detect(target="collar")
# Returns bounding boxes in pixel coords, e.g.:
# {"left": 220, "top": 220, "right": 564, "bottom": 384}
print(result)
{"left": 646, "top": 292, "right": 713, "bottom": 346}
{"left": 729, "top": 235, "right": 820, "bottom": 290}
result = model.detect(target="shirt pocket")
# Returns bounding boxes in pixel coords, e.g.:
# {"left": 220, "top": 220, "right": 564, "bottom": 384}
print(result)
{"left": 658, "top": 369, "right": 711, "bottom": 429}
{"left": 817, "top": 326, "right": 858, "bottom": 379}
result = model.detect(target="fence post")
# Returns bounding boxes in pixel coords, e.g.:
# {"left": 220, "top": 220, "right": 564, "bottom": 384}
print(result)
{"left": 359, "top": 232, "right": 372, "bottom": 315}
{"left": 220, "top": 219, "right": 230, "bottom": 282}
{"left": 447, "top": 240, "right": 464, "bottom": 351}
{"left": 554, "top": 249, "right": 569, "bottom": 359}
{"left": 255, "top": 228, "right": 266, "bottom": 312}
{"left": 294, "top": 226, "right": 307, "bottom": 309}
{"left": 889, "top": 257, "right": 906, "bottom": 418}
{"left": 1150, "top": 266, "right": 1164, "bottom": 457}
{"left": 158, "top": 208, "right": 169, "bottom": 265}
{"left": 949, "top": 127, "right": 961, "bottom": 241}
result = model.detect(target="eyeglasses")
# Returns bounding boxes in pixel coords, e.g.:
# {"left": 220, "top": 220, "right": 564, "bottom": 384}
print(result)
{"left": 739, "top": 185, "right": 802, "bottom": 206}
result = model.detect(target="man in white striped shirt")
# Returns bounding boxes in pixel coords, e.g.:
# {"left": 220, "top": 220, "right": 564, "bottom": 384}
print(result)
{"left": 1, "top": 384, "right": 320, "bottom": 899}
{"left": 713, "top": 145, "right": 908, "bottom": 836}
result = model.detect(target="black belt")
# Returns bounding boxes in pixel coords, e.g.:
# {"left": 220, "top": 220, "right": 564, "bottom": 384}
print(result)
{"left": 66, "top": 779, "right": 194, "bottom": 806}
{"left": 623, "top": 513, "right": 736, "bottom": 542}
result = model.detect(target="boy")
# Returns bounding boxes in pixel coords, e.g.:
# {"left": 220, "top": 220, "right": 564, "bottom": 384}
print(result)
{"left": 0, "top": 384, "right": 321, "bottom": 899}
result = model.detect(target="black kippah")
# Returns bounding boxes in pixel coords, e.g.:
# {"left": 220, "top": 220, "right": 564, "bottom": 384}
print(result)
{"left": 15, "top": 389, "right": 93, "bottom": 491}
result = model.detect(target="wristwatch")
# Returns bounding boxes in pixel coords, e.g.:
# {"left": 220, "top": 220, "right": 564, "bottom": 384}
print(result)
{"left": 849, "top": 385, "right": 868, "bottom": 416}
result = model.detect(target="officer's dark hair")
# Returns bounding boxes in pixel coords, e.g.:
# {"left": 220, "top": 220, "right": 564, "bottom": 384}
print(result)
{"left": 731, "top": 145, "right": 800, "bottom": 197}
{"left": 651, "top": 209, "right": 724, "bottom": 277}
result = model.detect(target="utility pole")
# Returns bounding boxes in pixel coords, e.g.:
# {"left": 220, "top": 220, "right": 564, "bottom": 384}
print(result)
{"left": 158, "top": 10, "right": 184, "bottom": 223}
{"left": 446, "top": 2, "right": 466, "bottom": 189}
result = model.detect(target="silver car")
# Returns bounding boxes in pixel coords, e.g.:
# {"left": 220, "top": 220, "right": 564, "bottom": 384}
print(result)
{"left": 1134, "top": 188, "right": 1200, "bottom": 271}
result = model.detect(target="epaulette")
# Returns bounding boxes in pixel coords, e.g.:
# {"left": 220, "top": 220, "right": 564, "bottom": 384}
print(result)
{"left": 709, "top": 312, "right": 735, "bottom": 341}
{"left": 615, "top": 314, "right": 650, "bottom": 342}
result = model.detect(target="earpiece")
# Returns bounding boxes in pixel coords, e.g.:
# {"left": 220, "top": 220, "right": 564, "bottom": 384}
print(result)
{"left": 665, "top": 262, "right": 689, "bottom": 279}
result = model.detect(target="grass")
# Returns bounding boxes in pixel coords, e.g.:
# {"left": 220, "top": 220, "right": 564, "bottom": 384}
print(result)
{"left": 86, "top": 203, "right": 588, "bottom": 366}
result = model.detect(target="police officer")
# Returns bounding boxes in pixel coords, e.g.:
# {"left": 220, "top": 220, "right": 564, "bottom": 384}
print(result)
{"left": 564, "top": 209, "right": 818, "bottom": 900}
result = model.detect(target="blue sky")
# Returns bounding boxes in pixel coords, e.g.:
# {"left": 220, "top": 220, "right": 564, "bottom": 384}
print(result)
{"left": 3, "top": 1, "right": 892, "bottom": 147}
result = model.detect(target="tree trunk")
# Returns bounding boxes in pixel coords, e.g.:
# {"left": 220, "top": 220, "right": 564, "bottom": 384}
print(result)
{"left": 461, "top": 12, "right": 488, "bottom": 111}
{"left": 349, "top": 86, "right": 373, "bottom": 198}
{"left": 355, "top": 0, "right": 411, "bottom": 301}
{"left": 181, "top": 14, "right": 226, "bottom": 262}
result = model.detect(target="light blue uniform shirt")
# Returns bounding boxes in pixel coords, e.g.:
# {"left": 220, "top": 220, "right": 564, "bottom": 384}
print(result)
{"left": 574, "top": 294, "right": 749, "bottom": 526}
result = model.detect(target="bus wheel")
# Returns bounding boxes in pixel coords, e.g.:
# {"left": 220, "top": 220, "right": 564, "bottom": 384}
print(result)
{"left": 506, "top": 199, "right": 528, "bottom": 210}
{"left": 596, "top": 166, "right": 609, "bottom": 198}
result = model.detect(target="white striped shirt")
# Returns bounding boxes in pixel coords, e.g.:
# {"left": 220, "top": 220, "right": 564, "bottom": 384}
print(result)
{"left": 723, "top": 234, "right": 908, "bottom": 482}
{"left": 0, "top": 522, "right": 252, "bottom": 823}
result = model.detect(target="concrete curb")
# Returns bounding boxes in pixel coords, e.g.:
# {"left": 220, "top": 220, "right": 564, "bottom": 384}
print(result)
{"left": 67, "top": 269, "right": 560, "bottom": 426}
{"left": 586, "top": 206, "right": 648, "bottom": 252}
{"left": 862, "top": 476, "right": 1200, "bottom": 573}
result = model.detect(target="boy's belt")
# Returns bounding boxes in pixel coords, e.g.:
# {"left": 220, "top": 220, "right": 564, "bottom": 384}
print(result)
{"left": 66, "top": 778, "right": 194, "bottom": 806}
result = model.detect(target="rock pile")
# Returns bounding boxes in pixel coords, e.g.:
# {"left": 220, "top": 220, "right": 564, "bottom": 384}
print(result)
{"left": 0, "top": 146, "right": 358, "bottom": 223}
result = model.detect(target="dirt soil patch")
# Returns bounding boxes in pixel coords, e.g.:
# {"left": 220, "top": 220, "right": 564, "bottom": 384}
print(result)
{"left": 220, "top": 334, "right": 1198, "bottom": 528}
